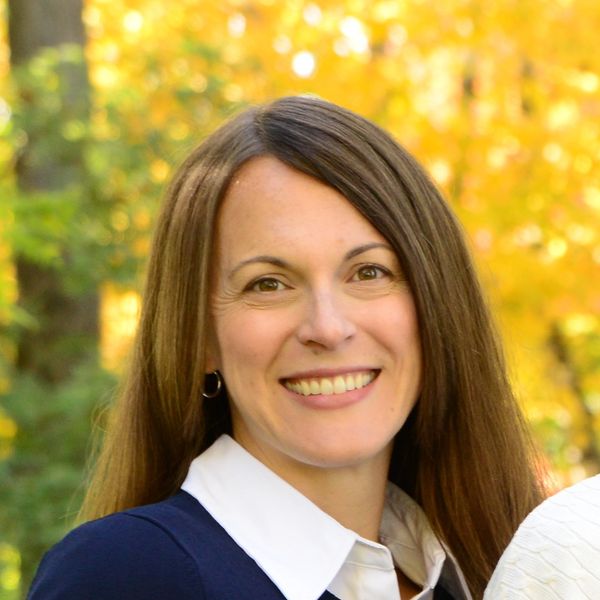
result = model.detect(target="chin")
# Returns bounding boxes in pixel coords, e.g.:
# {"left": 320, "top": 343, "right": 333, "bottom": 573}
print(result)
{"left": 287, "top": 434, "right": 394, "bottom": 471}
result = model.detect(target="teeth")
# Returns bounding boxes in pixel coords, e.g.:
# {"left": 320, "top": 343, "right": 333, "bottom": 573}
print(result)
{"left": 334, "top": 376, "right": 345, "bottom": 394}
{"left": 321, "top": 379, "right": 334, "bottom": 395}
{"left": 284, "top": 371, "right": 376, "bottom": 396}
{"left": 345, "top": 374, "right": 356, "bottom": 391}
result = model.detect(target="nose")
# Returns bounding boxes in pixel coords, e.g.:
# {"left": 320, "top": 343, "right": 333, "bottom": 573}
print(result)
{"left": 296, "top": 288, "right": 356, "bottom": 351}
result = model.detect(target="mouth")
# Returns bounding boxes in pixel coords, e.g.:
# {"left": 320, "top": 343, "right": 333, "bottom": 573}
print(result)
{"left": 282, "top": 369, "right": 379, "bottom": 396}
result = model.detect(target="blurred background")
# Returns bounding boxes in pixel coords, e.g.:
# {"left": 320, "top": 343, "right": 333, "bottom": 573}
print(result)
{"left": 0, "top": 0, "right": 599, "bottom": 597}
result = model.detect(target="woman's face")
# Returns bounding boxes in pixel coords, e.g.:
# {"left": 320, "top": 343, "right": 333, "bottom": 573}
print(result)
{"left": 209, "top": 156, "right": 421, "bottom": 477}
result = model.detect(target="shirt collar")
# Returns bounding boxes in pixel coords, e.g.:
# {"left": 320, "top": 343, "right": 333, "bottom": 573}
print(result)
{"left": 182, "top": 435, "right": 355, "bottom": 600}
{"left": 181, "top": 435, "right": 470, "bottom": 600}
{"left": 381, "top": 485, "right": 471, "bottom": 598}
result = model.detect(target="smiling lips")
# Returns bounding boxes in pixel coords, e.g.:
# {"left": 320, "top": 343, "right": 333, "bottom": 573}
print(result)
{"left": 283, "top": 370, "right": 378, "bottom": 396}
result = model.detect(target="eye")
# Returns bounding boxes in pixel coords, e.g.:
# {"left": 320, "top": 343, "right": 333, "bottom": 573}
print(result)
{"left": 352, "top": 264, "right": 390, "bottom": 281}
{"left": 247, "top": 277, "right": 287, "bottom": 292}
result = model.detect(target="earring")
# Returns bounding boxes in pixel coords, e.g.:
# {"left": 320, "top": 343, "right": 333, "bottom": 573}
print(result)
{"left": 202, "top": 370, "right": 223, "bottom": 399}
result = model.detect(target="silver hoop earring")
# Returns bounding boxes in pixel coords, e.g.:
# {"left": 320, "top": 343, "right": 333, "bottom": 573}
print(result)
{"left": 202, "top": 370, "right": 223, "bottom": 399}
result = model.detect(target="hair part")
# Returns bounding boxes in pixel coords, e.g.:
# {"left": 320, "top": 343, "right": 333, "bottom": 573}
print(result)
{"left": 81, "top": 96, "right": 545, "bottom": 598}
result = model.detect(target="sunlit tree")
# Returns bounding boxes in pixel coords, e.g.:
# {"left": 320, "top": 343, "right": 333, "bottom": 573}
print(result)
{"left": 1, "top": 1, "right": 599, "bottom": 597}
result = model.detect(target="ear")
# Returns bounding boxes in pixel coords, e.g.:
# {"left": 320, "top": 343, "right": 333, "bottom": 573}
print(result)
{"left": 204, "top": 330, "right": 221, "bottom": 373}
{"left": 204, "top": 353, "right": 219, "bottom": 374}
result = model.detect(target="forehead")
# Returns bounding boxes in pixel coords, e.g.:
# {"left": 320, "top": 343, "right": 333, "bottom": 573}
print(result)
{"left": 215, "top": 156, "right": 388, "bottom": 261}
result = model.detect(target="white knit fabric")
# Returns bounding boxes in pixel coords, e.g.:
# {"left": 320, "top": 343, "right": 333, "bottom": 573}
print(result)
{"left": 484, "top": 474, "right": 600, "bottom": 599}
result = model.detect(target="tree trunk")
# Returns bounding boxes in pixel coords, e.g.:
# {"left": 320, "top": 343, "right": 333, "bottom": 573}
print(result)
{"left": 9, "top": 0, "right": 98, "bottom": 384}
{"left": 8, "top": 0, "right": 97, "bottom": 594}
{"left": 548, "top": 322, "right": 600, "bottom": 475}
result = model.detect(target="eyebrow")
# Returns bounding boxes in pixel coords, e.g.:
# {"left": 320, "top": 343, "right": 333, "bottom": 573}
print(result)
{"left": 229, "top": 255, "right": 290, "bottom": 278}
{"left": 228, "top": 242, "right": 394, "bottom": 278}
{"left": 344, "top": 242, "right": 393, "bottom": 260}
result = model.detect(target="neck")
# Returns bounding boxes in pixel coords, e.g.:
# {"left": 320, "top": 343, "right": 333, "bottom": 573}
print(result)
{"left": 236, "top": 433, "right": 392, "bottom": 541}
{"left": 292, "top": 460, "right": 390, "bottom": 541}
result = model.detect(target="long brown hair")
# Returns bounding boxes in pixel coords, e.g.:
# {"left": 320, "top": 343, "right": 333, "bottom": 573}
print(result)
{"left": 81, "top": 96, "right": 545, "bottom": 598}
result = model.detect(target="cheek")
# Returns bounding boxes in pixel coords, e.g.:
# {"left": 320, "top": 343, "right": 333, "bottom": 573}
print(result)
{"left": 379, "top": 297, "right": 422, "bottom": 381}
{"left": 374, "top": 295, "right": 420, "bottom": 345}
{"left": 215, "top": 309, "right": 290, "bottom": 376}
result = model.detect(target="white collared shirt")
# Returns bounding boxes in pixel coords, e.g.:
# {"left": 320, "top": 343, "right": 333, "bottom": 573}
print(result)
{"left": 181, "top": 435, "right": 471, "bottom": 600}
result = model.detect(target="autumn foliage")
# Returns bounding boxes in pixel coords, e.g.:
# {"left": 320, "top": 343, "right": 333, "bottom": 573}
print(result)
{"left": 0, "top": 0, "right": 599, "bottom": 595}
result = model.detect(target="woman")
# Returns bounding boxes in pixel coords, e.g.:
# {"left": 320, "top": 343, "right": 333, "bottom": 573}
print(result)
{"left": 29, "top": 96, "right": 545, "bottom": 599}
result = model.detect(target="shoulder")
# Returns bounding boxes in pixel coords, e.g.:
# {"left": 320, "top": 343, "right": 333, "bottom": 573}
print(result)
{"left": 516, "top": 474, "right": 600, "bottom": 539}
{"left": 28, "top": 492, "right": 208, "bottom": 600}
{"left": 29, "top": 491, "right": 288, "bottom": 600}
{"left": 484, "top": 475, "right": 600, "bottom": 599}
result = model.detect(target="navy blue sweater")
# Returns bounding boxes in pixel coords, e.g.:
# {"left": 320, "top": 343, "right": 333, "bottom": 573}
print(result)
{"left": 28, "top": 490, "right": 339, "bottom": 600}
{"left": 29, "top": 490, "right": 456, "bottom": 599}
